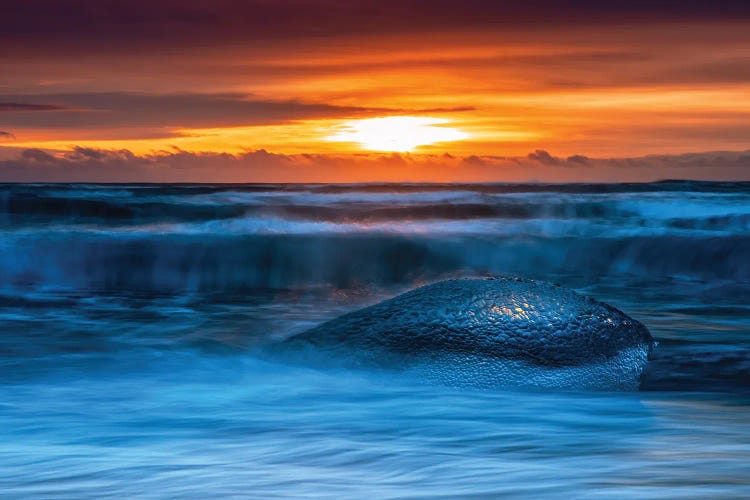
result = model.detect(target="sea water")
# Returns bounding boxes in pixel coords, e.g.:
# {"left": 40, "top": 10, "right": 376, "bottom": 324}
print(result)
{"left": 0, "top": 181, "right": 749, "bottom": 497}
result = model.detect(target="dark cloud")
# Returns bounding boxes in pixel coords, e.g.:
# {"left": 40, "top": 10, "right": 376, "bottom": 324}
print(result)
{"left": 68, "top": 146, "right": 107, "bottom": 160}
{"left": 0, "top": 92, "right": 384, "bottom": 131}
{"left": 527, "top": 150, "right": 561, "bottom": 165}
{"left": 0, "top": 103, "right": 67, "bottom": 112}
{"left": 21, "top": 148, "right": 57, "bottom": 162}
{"left": 3, "top": 1, "right": 750, "bottom": 51}
{"left": 0, "top": 131, "right": 15, "bottom": 140}
{"left": 1, "top": 146, "right": 749, "bottom": 183}
{"left": 566, "top": 155, "right": 590, "bottom": 164}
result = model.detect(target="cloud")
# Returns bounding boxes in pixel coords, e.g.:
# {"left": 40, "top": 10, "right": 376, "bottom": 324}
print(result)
{"left": 3, "top": 1, "right": 750, "bottom": 52}
{"left": 0, "top": 103, "right": 66, "bottom": 111}
{"left": 0, "top": 92, "right": 382, "bottom": 132}
{"left": 0, "top": 131, "right": 15, "bottom": 141}
{"left": 527, "top": 150, "right": 561, "bottom": 165}
{"left": 66, "top": 146, "right": 107, "bottom": 160}
{"left": 21, "top": 148, "right": 57, "bottom": 162}
{"left": 1, "top": 146, "right": 749, "bottom": 183}
{"left": 414, "top": 106, "right": 477, "bottom": 113}
{"left": 566, "top": 155, "right": 590, "bottom": 164}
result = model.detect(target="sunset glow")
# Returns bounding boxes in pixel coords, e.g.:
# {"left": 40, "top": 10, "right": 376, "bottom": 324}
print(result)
{"left": 1, "top": 2, "right": 750, "bottom": 181}
{"left": 325, "top": 117, "right": 469, "bottom": 152}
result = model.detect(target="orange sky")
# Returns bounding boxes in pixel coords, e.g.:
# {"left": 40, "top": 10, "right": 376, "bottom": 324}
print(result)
{"left": 1, "top": 2, "right": 750, "bottom": 181}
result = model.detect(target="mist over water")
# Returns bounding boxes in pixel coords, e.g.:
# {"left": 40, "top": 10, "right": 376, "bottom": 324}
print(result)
{"left": 1, "top": 182, "right": 750, "bottom": 497}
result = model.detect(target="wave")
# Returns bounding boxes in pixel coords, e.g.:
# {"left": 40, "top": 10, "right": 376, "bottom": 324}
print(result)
{"left": 3, "top": 184, "right": 750, "bottom": 236}
{"left": 0, "top": 182, "right": 748, "bottom": 292}
{"left": 641, "top": 345, "right": 750, "bottom": 393}
{"left": 0, "top": 233, "right": 747, "bottom": 292}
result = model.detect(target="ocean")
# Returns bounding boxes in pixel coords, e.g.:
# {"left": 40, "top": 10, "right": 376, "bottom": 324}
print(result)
{"left": 1, "top": 181, "right": 749, "bottom": 497}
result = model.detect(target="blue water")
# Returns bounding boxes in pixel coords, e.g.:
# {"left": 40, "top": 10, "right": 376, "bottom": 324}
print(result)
{"left": 1, "top": 182, "right": 749, "bottom": 497}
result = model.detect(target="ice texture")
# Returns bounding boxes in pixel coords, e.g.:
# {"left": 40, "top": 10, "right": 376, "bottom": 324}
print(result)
{"left": 282, "top": 277, "right": 656, "bottom": 390}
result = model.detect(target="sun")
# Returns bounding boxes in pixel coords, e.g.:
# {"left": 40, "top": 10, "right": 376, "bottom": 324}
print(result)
{"left": 325, "top": 116, "right": 468, "bottom": 152}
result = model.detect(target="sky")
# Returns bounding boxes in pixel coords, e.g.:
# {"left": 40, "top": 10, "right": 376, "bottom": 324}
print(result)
{"left": 1, "top": 0, "right": 750, "bottom": 182}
